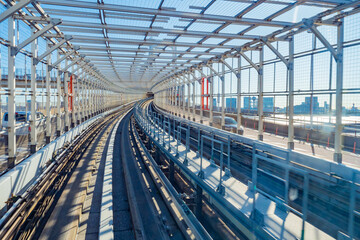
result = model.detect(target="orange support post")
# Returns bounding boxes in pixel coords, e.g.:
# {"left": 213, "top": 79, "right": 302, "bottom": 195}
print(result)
{"left": 354, "top": 141, "right": 356, "bottom": 153}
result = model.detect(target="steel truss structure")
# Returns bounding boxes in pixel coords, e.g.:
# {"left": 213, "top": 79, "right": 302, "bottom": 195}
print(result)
{"left": 0, "top": 0, "right": 359, "bottom": 168}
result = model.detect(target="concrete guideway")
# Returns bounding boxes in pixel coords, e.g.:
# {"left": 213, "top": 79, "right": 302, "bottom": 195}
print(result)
{"left": 143, "top": 100, "right": 357, "bottom": 238}
{"left": 0, "top": 101, "right": 213, "bottom": 240}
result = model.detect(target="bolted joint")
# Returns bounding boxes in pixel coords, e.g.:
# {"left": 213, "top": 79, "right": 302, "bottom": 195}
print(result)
{"left": 33, "top": 58, "right": 40, "bottom": 66}
{"left": 64, "top": 35, "right": 73, "bottom": 41}
{"left": 10, "top": 46, "right": 18, "bottom": 56}
{"left": 260, "top": 37, "right": 268, "bottom": 43}
{"left": 288, "top": 62, "right": 294, "bottom": 71}
{"left": 302, "top": 18, "right": 314, "bottom": 28}
{"left": 50, "top": 18, "right": 62, "bottom": 26}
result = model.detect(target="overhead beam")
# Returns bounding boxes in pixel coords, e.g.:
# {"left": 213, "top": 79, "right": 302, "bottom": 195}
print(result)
{"left": 37, "top": 0, "right": 293, "bottom": 27}
{"left": 60, "top": 21, "right": 260, "bottom": 40}
{"left": 0, "top": 0, "right": 34, "bottom": 23}
{"left": 77, "top": 46, "right": 217, "bottom": 56}
{"left": 70, "top": 35, "right": 237, "bottom": 49}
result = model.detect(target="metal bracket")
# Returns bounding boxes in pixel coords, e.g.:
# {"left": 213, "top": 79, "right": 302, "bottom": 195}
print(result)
{"left": 0, "top": 0, "right": 35, "bottom": 23}
{"left": 11, "top": 18, "right": 62, "bottom": 56}
{"left": 13, "top": 14, "right": 52, "bottom": 23}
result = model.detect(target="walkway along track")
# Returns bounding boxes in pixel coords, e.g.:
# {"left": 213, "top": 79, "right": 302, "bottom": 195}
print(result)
{"left": 0, "top": 102, "right": 210, "bottom": 240}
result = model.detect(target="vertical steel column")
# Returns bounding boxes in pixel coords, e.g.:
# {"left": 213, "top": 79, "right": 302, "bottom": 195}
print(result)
{"left": 83, "top": 78, "right": 89, "bottom": 121}
{"left": 7, "top": 16, "right": 16, "bottom": 167}
{"left": 258, "top": 47, "right": 264, "bottom": 141}
{"left": 77, "top": 73, "right": 81, "bottom": 123}
{"left": 174, "top": 80, "right": 178, "bottom": 116}
{"left": 91, "top": 81, "right": 95, "bottom": 117}
{"left": 56, "top": 50, "right": 61, "bottom": 137}
{"left": 209, "top": 69, "right": 214, "bottom": 126}
{"left": 45, "top": 42, "right": 51, "bottom": 143}
{"left": 182, "top": 76, "right": 186, "bottom": 118}
{"left": 64, "top": 60, "right": 69, "bottom": 131}
{"left": 221, "top": 63, "right": 225, "bottom": 130}
{"left": 200, "top": 67, "right": 204, "bottom": 124}
{"left": 187, "top": 73, "right": 191, "bottom": 120}
{"left": 85, "top": 77, "right": 89, "bottom": 120}
{"left": 170, "top": 83, "right": 173, "bottom": 113}
{"left": 192, "top": 76, "right": 196, "bottom": 121}
{"left": 95, "top": 82, "right": 98, "bottom": 115}
{"left": 71, "top": 65, "right": 76, "bottom": 128}
{"left": 89, "top": 80, "right": 92, "bottom": 117}
{"left": 237, "top": 56, "right": 243, "bottom": 135}
{"left": 334, "top": 21, "right": 344, "bottom": 163}
{"left": 77, "top": 71, "right": 82, "bottom": 124}
{"left": 30, "top": 30, "right": 37, "bottom": 154}
{"left": 288, "top": 37, "right": 295, "bottom": 149}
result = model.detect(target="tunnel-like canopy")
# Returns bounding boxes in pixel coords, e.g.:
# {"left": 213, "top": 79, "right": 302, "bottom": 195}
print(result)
{"left": 3, "top": 0, "right": 358, "bottom": 92}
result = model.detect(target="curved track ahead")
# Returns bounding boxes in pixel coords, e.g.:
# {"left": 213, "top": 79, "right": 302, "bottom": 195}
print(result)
{"left": 0, "top": 104, "right": 188, "bottom": 240}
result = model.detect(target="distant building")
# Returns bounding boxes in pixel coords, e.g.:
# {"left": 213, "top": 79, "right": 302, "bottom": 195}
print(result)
{"left": 226, "top": 98, "right": 236, "bottom": 112}
{"left": 243, "top": 96, "right": 273, "bottom": 112}
{"left": 294, "top": 96, "right": 320, "bottom": 114}
{"left": 263, "top": 97, "right": 274, "bottom": 112}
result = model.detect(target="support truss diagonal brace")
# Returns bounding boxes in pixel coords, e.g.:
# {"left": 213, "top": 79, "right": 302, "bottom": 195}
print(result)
{"left": 51, "top": 47, "right": 79, "bottom": 69}
{"left": 236, "top": 50, "right": 260, "bottom": 73}
{"left": 62, "top": 57, "right": 83, "bottom": 72}
{"left": 189, "top": 71, "right": 201, "bottom": 84}
{"left": 220, "top": 58, "right": 238, "bottom": 76}
{"left": 194, "top": 68, "right": 206, "bottom": 78}
{"left": 35, "top": 37, "right": 72, "bottom": 65}
{"left": 303, "top": 19, "right": 340, "bottom": 61}
{"left": 206, "top": 63, "right": 224, "bottom": 81}
{"left": 260, "top": 39, "right": 289, "bottom": 66}
{"left": 12, "top": 19, "right": 62, "bottom": 56}
{"left": 0, "top": 0, "right": 34, "bottom": 23}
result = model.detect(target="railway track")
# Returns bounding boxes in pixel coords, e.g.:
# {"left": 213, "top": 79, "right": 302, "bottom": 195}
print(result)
{"left": 0, "top": 105, "right": 133, "bottom": 240}
{"left": 0, "top": 102, "right": 209, "bottom": 240}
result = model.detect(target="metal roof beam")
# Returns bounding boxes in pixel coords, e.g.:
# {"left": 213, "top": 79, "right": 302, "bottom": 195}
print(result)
{"left": 77, "top": 46, "right": 217, "bottom": 56}
{"left": 60, "top": 20, "right": 260, "bottom": 40}
{"left": 37, "top": 0, "right": 293, "bottom": 27}
{"left": 70, "top": 35, "right": 238, "bottom": 49}
{"left": 0, "top": 0, "right": 34, "bottom": 23}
